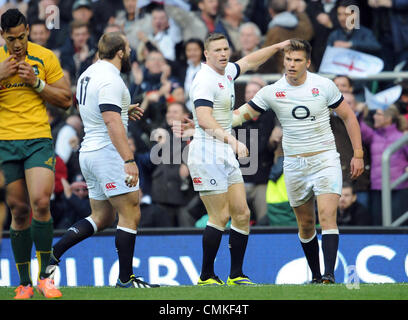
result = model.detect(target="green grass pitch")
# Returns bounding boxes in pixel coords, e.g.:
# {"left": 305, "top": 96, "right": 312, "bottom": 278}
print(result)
{"left": 0, "top": 283, "right": 407, "bottom": 300}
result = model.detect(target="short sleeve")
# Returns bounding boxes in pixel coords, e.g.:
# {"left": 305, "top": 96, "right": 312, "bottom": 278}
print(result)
{"left": 44, "top": 50, "right": 64, "bottom": 84}
{"left": 227, "top": 62, "right": 240, "bottom": 80}
{"left": 326, "top": 79, "right": 343, "bottom": 109}
{"left": 191, "top": 75, "right": 215, "bottom": 107}
{"left": 98, "top": 79, "right": 123, "bottom": 109}
{"left": 248, "top": 86, "right": 270, "bottom": 113}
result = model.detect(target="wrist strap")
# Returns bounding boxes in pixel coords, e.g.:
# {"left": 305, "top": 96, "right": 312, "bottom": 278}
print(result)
{"left": 124, "top": 159, "right": 135, "bottom": 164}
{"left": 33, "top": 78, "right": 45, "bottom": 93}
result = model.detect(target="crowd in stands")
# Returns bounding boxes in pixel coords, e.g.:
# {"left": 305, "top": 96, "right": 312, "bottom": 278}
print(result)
{"left": 1, "top": 0, "right": 408, "bottom": 230}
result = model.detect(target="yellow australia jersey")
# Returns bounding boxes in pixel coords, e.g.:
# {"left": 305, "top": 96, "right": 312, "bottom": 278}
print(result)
{"left": 0, "top": 41, "right": 64, "bottom": 140}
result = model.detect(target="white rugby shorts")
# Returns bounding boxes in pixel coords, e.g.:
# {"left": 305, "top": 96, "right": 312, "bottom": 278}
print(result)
{"left": 187, "top": 139, "right": 243, "bottom": 195}
{"left": 283, "top": 149, "right": 342, "bottom": 207}
{"left": 79, "top": 144, "right": 139, "bottom": 200}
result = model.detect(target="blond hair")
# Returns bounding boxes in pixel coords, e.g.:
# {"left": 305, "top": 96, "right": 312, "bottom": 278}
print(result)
{"left": 283, "top": 39, "right": 312, "bottom": 60}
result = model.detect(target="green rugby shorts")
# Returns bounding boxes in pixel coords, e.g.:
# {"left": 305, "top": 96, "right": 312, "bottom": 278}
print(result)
{"left": 0, "top": 138, "right": 55, "bottom": 184}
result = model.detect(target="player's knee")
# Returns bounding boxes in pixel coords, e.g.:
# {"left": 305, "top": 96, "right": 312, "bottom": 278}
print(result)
{"left": 297, "top": 218, "right": 315, "bottom": 233}
{"left": 9, "top": 202, "right": 31, "bottom": 227}
{"left": 231, "top": 206, "right": 250, "bottom": 226}
{"left": 31, "top": 195, "right": 50, "bottom": 216}
{"left": 318, "top": 210, "right": 337, "bottom": 229}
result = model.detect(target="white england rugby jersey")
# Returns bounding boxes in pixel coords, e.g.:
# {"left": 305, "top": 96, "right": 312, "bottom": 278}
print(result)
{"left": 249, "top": 71, "right": 343, "bottom": 156}
{"left": 190, "top": 62, "right": 240, "bottom": 143}
{"left": 77, "top": 60, "right": 131, "bottom": 152}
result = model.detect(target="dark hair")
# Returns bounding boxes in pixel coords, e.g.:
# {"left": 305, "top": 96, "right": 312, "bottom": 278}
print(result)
{"left": 1, "top": 8, "right": 27, "bottom": 32}
{"left": 283, "top": 39, "right": 312, "bottom": 60}
{"left": 334, "top": 75, "right": 353, "bottom": 88}
{"left": 204, "top": 33, "right": 227, "bottom": 50}
{"left": 337, "top": 0, "right": 359, "bottom": 8}
{"left": 184, "top": 38, "right": 205, "bottom": 60}
{"left": 342, "top": 180, "right": 356, "bottom": 194}
{"left": 268, "top": 0, "right": 287, "bottom": 13}
{"left": 98, "top": 32, "right": 126, "bottom": 60}
{"left": 30, "top": 19, "right": 47, "bottom": 28}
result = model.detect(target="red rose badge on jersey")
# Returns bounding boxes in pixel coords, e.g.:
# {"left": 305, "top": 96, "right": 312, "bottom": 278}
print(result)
{"left": 312, "top": 88, "right": 319, "bottom": 97}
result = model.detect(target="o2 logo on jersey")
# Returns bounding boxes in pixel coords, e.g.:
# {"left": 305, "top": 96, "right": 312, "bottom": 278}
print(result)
{"left": 291, "top": 106, "right": 310, "bottom": 120}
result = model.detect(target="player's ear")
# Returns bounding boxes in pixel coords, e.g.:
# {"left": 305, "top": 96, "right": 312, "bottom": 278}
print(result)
{"left": 117, "top": 49, "right": 124, "bottom": 59}
{"left": 306, "top": 59, "right": 311, "bottom": 69}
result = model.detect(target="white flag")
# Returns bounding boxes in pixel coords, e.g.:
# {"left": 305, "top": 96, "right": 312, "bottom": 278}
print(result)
{"left": 319, "top": 46, "right": 384, "bottom": 77}
{"left": 364, "top": 85, "right": 402, "bottom": 110}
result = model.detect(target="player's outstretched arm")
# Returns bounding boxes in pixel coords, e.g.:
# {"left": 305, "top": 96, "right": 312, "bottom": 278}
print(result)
{"left": 235, "top": 39, "right": 290, "bottom": 75}
{"left": 232, "top": 103, "right": 260, "bottom": 127}
{"left": 335, "top": 100, "right": 365, "bottom": 180}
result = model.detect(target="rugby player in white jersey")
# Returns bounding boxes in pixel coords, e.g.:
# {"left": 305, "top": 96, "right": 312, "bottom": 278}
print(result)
{"left": 232, "top": 39, "right": 364, "bottom": 283}
{"left": 189, "top": 33, "right": 290, "bottom": 286}
{"left": 45, "top": 32, "right": 159, "bottom": 288}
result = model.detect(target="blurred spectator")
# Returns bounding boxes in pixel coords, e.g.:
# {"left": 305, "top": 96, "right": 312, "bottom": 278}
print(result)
{"left": 261, "top": 0, "right": 314, "bottom": 74}
{"left": 333, "top": 75, "right": 353, "bottom": 94}
{"left": 305, "top": 0, "right": 337, "bottom": 69}
{"left": 215, "top": 0, "right": 246, "bottom": 53}
{"left": 369, "top": 0, "right": 408, "bottom": 71}
{"left": 115, "top": 0, "right": 152, "bottom": 51}
{"left": 55, "top": 114, "right": 83, "bottom": 183}
{"left": 260, "top": 125, "right": 296, "bottom": 226}
{"left": 0, "top": 0, "right": 28, "bottom": 17}
{"left": 244, "top": 0, "right": 270, "bottom": 35}
{"left": 127, "top": 135, "right": 154, "bottom": 199}
{"left": 71, "top": 0, "right": 93, "bottom": 24}
{"left": 178, "top": 38, "right": 204, "bottom": 111}
{"left": 138, "top": 6, "right": 182, "bottom": 62}
{"left": 164, "top": 2, "right": 208, "bottom": 43}
{"left": 396, "top": 84, "right": 408, "bottom": 122}
{"left": 29, "top": 19, "right": 51, "bottom": 48}
{"left": 230, "top": 22, "right": 262, "bottom": 62}
{"left": 359, "top": 105, "right": 408, "bottom": 225}
{"left": 326, "top": 0, "right": 381, "bottom": 54}
{"left": 60, "top": 178, "right": 91, "bottom": 227}
{"left": 236, "top": 77, "right": 277, "bottom": 223}
{"left": 150, "top": 102, "right": 196, "bottom": 227}
{"left": 46, "top": 105, "right": 65, "bottom": 144}
{"left": 337, "top": 181, "right": 371, "bottom": 226}
{"left": 196, "top": 0, "right": 219, "bottom": 34}
{"left": 26, "top": 0, "right": 70, "bottom": 50}
{"left": 59, "top": 20, "right": 97, "bottom": 89}
{"left": 138, "top": 188, "right": 173, "bottom": 228}
{"left": 332, "top": 92, "right": 371, "bottom": 209}
{"left": 50, "top": 155, "right": 68, "bottom": 229}
{"left": 92, "top": 0, "right": 124, "bottom": 40}
{"left": 71, "top": 0, "right": 102, "bottom": 41}
{"left": 131, "top": 50, "right": 178, "bottom": 131}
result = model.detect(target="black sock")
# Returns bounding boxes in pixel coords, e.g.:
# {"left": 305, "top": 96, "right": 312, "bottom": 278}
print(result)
{"left": 229, "top": 227, "right": 248, "bottom": 278}
{"left": 322, "top": 231, "right": 339, "bottom": 276}
{"left": 115, "top": 227, "right": 137, "bottom": 283}
{"left": 299, "top": 232, "right": 321, "bottom": 279}
{"left": 53, "top": 218, "right": 96, "bottom": 261}
{"left": 200, "top": 224, "right": 223, "bottom": 280}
